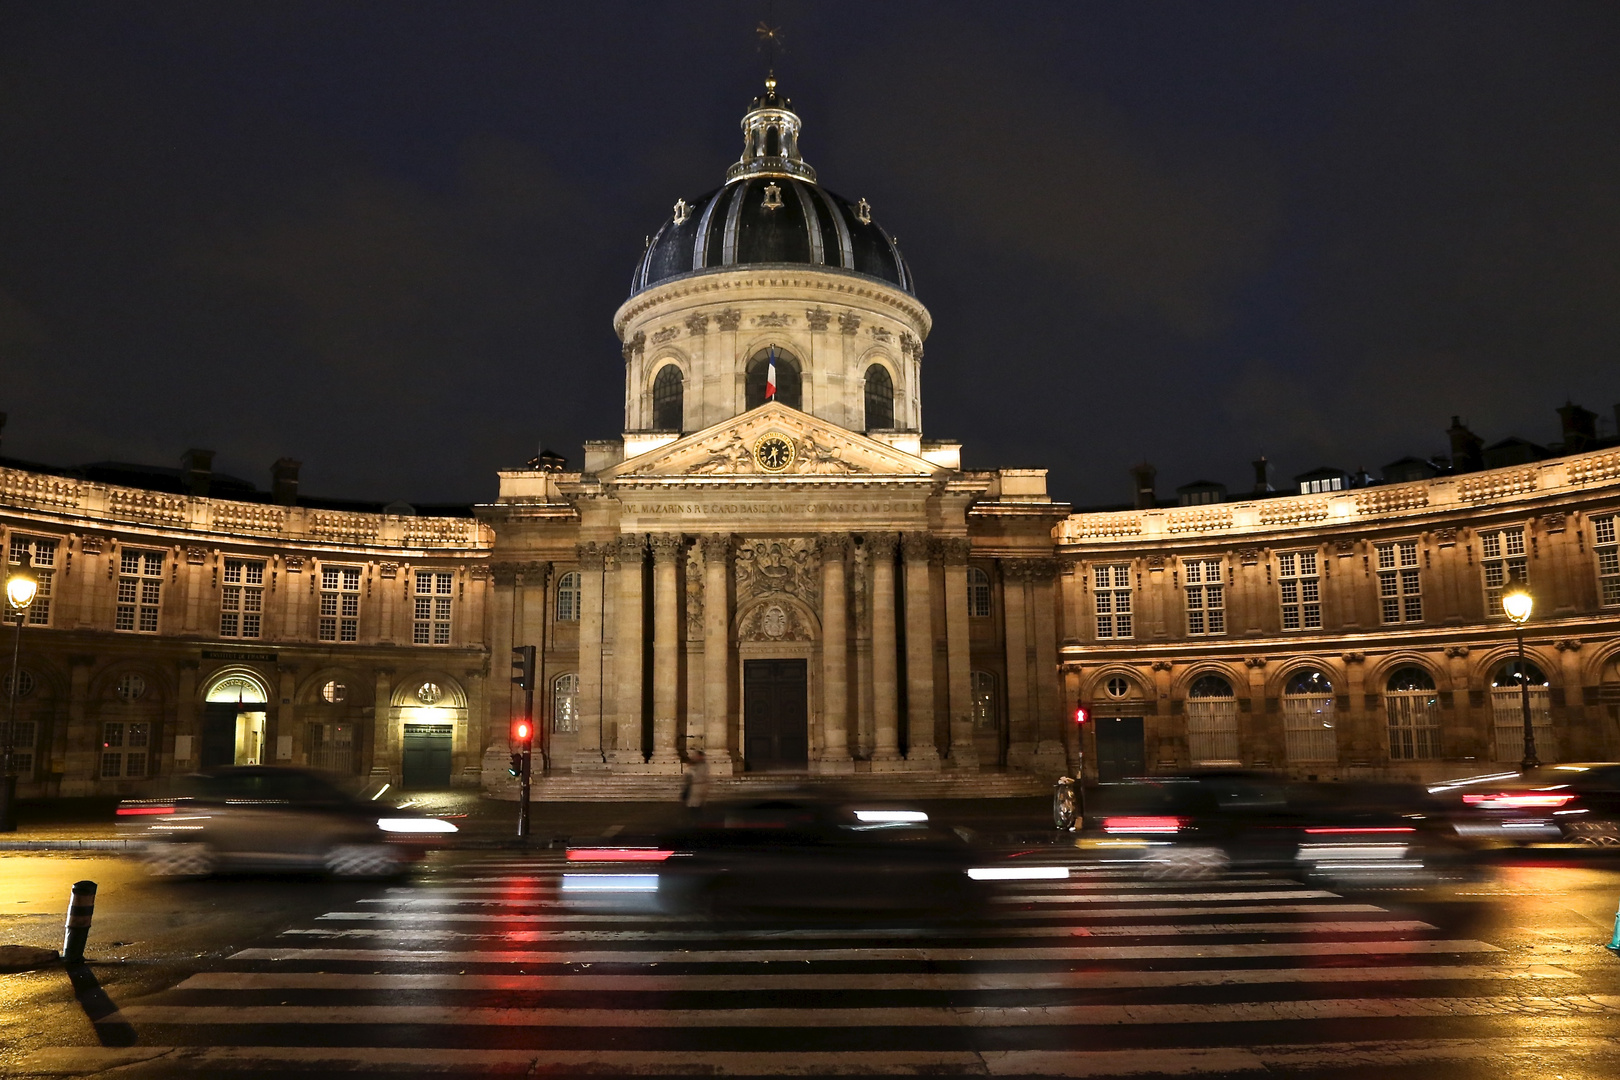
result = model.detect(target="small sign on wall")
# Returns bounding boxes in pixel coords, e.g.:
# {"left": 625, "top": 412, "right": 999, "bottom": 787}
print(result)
{"left": 276, "top": 735, "right": 294, "bottom": 761}
{"left": 173, "top": 735, "right": 193, "bottom": 762}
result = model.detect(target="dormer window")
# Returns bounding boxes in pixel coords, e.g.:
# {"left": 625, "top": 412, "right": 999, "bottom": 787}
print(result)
{"left": 762, "top": 183, "right": 783, "bottom": 210}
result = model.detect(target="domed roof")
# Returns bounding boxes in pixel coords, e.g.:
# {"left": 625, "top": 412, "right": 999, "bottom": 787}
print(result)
{"left": 629, "top": 79, "right": 914, "bottom": 298}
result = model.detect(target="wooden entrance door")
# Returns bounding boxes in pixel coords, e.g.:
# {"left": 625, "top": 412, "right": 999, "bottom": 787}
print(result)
{"left": 1095, "top": 716, "right": 1145, "bottom": 783}
{"left": 743, "top": 659, "right": 809, "bottom": 771}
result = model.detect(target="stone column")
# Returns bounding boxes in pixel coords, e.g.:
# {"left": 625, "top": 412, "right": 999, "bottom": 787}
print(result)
{"left": 276, "top": 667, "right": 297, "bottom": 763}
{"left": 869, "top": 532, "right": 903, "bottom": 768}
{"left": 1030, "top": 558, "right": 1067, "bottom": 774}
{"left": 817, "top": 534, "right": 853, "bottom": 773}
{"left": 572, "top": 542, "right": 608, "bottom": 771}
{"left": 613, "top": 534, "right": 647, "bottom": 765}
{"left": 461, "top": 667, "right": 486, "bottom": 786}
{"left": 368, "top": 668, "right": 393, "bottom": 784}
{"left": 649, "top": 534, "right": 682, "bottom": 770}
{"left": 172, "top": 661, "right": 198, "bottom": 776}
{"left": 901, "top": 533, "right": 940, "bottom": 768}
{"left": 939, "top": 538, "right": 977, "bottom": 770}
{"left": 1001, "top": 562, "right": 1033, "bottom": 769}
{"left": 701, "top": 534, "right": 735, "bottom": 775}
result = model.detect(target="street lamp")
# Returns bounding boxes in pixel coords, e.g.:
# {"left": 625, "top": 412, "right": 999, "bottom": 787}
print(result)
{"left": 1, "top": 552, "right": 40, "bottom": 832}
{"left": 1500, "top": 573, "right": 1538, "bottom": 772}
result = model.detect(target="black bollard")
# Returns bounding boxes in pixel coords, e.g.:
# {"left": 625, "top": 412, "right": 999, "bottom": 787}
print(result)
{"left": 62, "top": 880, "right": 96, "bottom": 964}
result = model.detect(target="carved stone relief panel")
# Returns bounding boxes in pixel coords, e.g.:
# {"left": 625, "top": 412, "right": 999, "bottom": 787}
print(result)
{"left": 685, "top": 544, "right": 704, "bottom": 640}
{"left": 735, "top": 537, "right": 821, "bottom": 612}
{"left": 739, "top": 600, "right": 811, "bottom": 642}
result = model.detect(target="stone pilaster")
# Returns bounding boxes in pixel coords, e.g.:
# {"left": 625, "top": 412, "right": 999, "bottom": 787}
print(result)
{"left": 1027, "top": 558, "right": 1068, "bottom": 775}
{"left": 817, "top": 533, "right": 853, "bottom": 774}
{"left": 701, "top": 534, "right": 735, "bottom": 775}
{"left": 868, "top": 532, "right": 902, "bottom": 768}
{"left": 572, "top": 542, "right": 609, "bottom": 771}
{"left": 613, "top": 533, "right": 647, "bottom": 765}
{"left": 368, "top": 667, "right": 394, "bottom": 783}
{"left": 901, "top": 533, "right": 940, "bottom": 768}
{"left": 649, "top": 533, "right": 683, "bottom": 770}
{"left": 1001, "top": 561, "right": 1033, "bottom": 768}
{"left": 939, "top": 537, "right": 978, "bottom": 770}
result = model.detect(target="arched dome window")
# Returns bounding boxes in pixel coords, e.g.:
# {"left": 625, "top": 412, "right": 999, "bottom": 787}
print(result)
{"left": 1282, "top": 669, "right": 1336, "bottom": 763}
{"left": 652, "top": 365, "right": 683, "bottom": 431}
{"left": 1385, "top": 666, "right": 1440, "bottom": 761}
{"left": 1186, "top": 674, "right": 1239, "bottom": 764}
{"left": 745, "top": 348, "right": 802, "bottom": 409}
{"left": 864, "top": 364, "right": 894, "bottom": 430}
{"left": 1490, "top": 659, "right": 1554, "bottom": 762}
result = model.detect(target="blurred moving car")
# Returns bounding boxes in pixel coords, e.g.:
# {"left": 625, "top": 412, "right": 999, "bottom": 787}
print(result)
{"left": 562, "top": 799, "right": 1031, "bottom": 915}
{"left": 1436, "top": 763, "right": 1620, "bottom": 848}
{"left": 117, "top": 765, "right": 457, "bottom": 877}
{"left": 1077, "top": 770, "right": 1463, "bottom": 883}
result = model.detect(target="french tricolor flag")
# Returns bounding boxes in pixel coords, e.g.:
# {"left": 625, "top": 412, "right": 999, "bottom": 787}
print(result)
{"left": 765, "top": 345, "right": 777, "bottom": 401}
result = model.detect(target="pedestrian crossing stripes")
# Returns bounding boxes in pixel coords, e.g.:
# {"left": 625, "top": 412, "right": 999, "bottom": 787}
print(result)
{"left": 16, "top": 850, "right": 1614, "bottom": 1078}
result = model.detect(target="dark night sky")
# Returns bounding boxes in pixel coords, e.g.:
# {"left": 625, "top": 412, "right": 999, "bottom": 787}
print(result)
{"left": 3, "top": 2, "right": 1619, "bottom": 508}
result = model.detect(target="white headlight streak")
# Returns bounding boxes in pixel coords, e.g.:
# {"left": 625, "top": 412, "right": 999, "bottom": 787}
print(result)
{"left": 966, "top": 866, "right": 1071, "bottom": 881}
{"left": 376, "top": 817, "right": 459, "bottom": 833}
{"left": 562, "top": 874, "right": 660, "bottom": 892}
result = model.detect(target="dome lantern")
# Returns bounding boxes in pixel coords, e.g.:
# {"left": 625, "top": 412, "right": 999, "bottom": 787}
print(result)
{"left": 726, "top": 76, "right": 816, "bottom": 184}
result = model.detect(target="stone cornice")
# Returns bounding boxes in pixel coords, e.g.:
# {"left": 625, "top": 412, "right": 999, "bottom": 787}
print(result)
{"left": 612, "top": 265, "right": 932, "bottom": 340}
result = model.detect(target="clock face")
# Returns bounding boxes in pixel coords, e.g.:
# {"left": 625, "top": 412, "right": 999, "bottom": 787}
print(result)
{"left": 753, "top": 433, "right": 795, "bottom": 472}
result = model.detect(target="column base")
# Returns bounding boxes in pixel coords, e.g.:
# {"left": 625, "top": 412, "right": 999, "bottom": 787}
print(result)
{"left": 946, "top": 747, "right": 980, "bottom": 771}
{"left": 869, "top": 752, "right": 908, "bottom": 773}
{"left": 811, "top": 755, "right": 855, "bottom": 776}
{"left": 706, "top": 749, "right": 736, "bottom": 776}
{"left": 1031, "top": 740, "right": 1069, "bottom": 777}
{"left": 570, "top": 751, "right": 609, "bottom": 772}
{"left": 904, "top": 748, "right": 943, "bottom": 771}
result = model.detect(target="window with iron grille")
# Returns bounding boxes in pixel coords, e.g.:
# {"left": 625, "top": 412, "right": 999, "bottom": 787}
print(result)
{"left": 7, "top": 535, "right": 57, "bottom": 626}
{"left": 1282, "top": 669, "right": 1337, "bottom": 763}
{"left": 1593, "top": 514, "right": 1618, "bottom": 607}
{"left": 319, "top": 566, "right": 361, "bottom": 642}
{"left": 100, "top": 721, "right": 150, "bottom": 778}
{"left": 220, "top": 558, "right": 265, "bottom": 638}
{"left": 1479, "top": 527, "right": 1527, "bottom": 618}
{"left": 1186, "top": 674, "right": 1239, "bottom": 763}
{"left": 1093, "top": 564, "right": 1132, "bottom": 639}
{"left": 1490, "top": 660, "right": 1555, "bottom": 762}
{"left": 552, "top": 673, "right": 579, "bottom": 733}
{"left": 115, "top": 550, "right": 164, "bottom": 633}
{"left": 1375, "top": 540, "right": 1422, "bottom": 623}
{"left": 966, "top": 567, "right": 992, "bottom": 618}
{"left": 1277, "top": 550, "right": 1322, "bottom": 630}
{"left": 555, "top": 572, "right": 581, "bottom": 622}
{"left": 1385, "top": 666, "right": 1441, "bottom": 761}
{"left": 414, "top": 571, "right": 454, "bottom": 644}
{"left": 1184, "top": 558, "right": 1225, "bottom": 635}
{"left": 3, "top": 719, "right": 36, "bottom": 777}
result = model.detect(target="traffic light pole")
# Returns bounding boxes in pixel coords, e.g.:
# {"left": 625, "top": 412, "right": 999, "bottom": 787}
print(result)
{"left": 518, "top": 679, "right": 534, "bottom": 839}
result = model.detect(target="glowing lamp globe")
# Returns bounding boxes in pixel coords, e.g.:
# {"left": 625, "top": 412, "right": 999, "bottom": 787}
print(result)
{"left": 1501, "top": 580, "right": 1533, "bottom": 625}
{"left": 5, "top": 556, "right": 38, "bottom": 612}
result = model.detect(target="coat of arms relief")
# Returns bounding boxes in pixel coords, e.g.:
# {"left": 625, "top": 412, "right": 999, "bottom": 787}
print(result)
{"left": 735, "top": 538, "right": 820, "bottom": 641}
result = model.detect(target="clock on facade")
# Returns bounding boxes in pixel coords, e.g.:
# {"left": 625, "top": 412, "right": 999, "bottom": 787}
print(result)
{"left": 752, "top": 433, "right": 796, "bottom": 472}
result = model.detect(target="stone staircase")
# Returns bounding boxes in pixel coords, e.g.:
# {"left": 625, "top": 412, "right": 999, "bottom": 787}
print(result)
{"left": 504, "top": 770, "right": 1051, "bottom": 802}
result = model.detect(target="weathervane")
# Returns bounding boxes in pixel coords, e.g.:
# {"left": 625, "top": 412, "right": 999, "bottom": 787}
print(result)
{"left": 755, "top": 20, "right": 784, "bottom": 75}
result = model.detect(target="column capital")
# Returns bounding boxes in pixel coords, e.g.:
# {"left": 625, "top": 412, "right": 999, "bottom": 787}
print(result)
{"left": 1001, "top": 556, "right": 1058, "bottom": 583}
{"left": 935, "top": 536, "right": 972, "bottom": 564}
{"left": 700, "top": 533, "right": 733, "bottom": 562}
{"left": 820, "top": 533, "right": 853, "bottom": 561}
{"left": 900, "top": 533, "right": 932, "bottom": 563}
{"left": 576, "top": 540, "right": 610, "bottom": 571}
{"left": 865, "top": 531, "right": 898, "bottom": 559}
{"left": 649, "top": 533, "right": 684, "bottom": 561}
{"left": 616, "top": 533, "right": 648, "bottom": 561}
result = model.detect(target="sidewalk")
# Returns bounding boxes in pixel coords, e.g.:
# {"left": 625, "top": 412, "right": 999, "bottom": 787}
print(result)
{"left": 1, "top": 791, "right": 1059, "bottom": 851}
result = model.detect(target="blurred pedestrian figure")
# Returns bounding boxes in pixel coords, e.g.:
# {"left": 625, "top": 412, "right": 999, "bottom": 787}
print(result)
{"left": 682, "top": 749, "right": 709, "bottom": 809}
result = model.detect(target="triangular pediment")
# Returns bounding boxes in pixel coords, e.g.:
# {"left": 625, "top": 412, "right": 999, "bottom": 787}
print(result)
{"left": 599, "top": 403, "right": 947, "bottom": 481}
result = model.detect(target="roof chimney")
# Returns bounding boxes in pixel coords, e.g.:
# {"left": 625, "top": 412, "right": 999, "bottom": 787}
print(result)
{"left": 1130, "top": 462, "right": 1157, "bottom": 510}
{"left": 1447, "top": 416, "right": 1484, "bottom": 473}
{"left": 181, "top": 448, "right": 214, "bottom": 497}
{"left": 271, "top": 458, "right": 301, "bottom": 506}
{"left": 1558, "top": 401, "right": 1598, "bottom": 452}
{"left": 1252, "top": 455, "right": 1273, "bottom": 493}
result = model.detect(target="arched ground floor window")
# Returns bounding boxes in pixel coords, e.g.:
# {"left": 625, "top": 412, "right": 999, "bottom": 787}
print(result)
{"left": 970, "top": 670, "right": 998, "bottom": 731}
{"left": 1186, "top": 674, "right": 1239, "bottom": 764}
{"left": 1282, "top": 669, "right": 1337, "bottom": 764}
{"left": 1385, "top": 666, "right": 1441, "bottom": 761}
{"left": 1490, "top": 660, "right": 1554, "bottom": 762}
{"left": 553, "top": 673, "right": 579, "bottom": 734}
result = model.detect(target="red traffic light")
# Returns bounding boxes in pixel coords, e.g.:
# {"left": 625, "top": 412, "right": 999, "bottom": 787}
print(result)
{"left": 1074, "top": 706, "right": 1090, "bottom": 724}
{"left": 511, "top": 719, "right": 533, "bottom": 743}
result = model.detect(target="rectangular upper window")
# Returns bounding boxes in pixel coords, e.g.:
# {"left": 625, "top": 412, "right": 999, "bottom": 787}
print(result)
{"left": 413, "top": 570, "right": 454, "bottom": 645}
{"left": 1375, "top": 540, "right": 1422, "bottom": 624}
{"left": 1277, "top": 550, "right": 1322, "bottom": 631}
{"left": 1184, "top": 558, "right": 1225, "bottom": 636}
{"left": 220, "top": 558, "right": 265, "bottom": 639}
{"left": 1093, "top": 564, "right": 1132, "bottom": 640}
{"left": 7, "top": 534, "right": 58, "bottom": 626}
{"left": 1594, "top": 514, "right": 1618, "bottom": 608}
{"left": 319, "top": 566, "right": 361, "bottom": 643}
{"left": 1479, "top": 527, "right": 1527, "bottom": 618}
{"left": 115, "top": 549, "right": 164, "bottom": 633}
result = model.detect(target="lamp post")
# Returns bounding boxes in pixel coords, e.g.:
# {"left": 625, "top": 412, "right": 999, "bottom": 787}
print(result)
{"left": 1500, "top": 573, "right": 1538, "bottom": 772}
{"left": 1, "top": 552, "right": 40, "bottom": 833}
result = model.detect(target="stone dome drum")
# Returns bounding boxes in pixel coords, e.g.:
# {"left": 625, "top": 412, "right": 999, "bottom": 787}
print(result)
{"left": 629, "top": 79, "right": 914, "bottom": 297}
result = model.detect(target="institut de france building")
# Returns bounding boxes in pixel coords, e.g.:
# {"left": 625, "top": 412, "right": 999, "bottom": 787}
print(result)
{"left": 3, "top": 82, "right": 1619, "bottom": 800}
